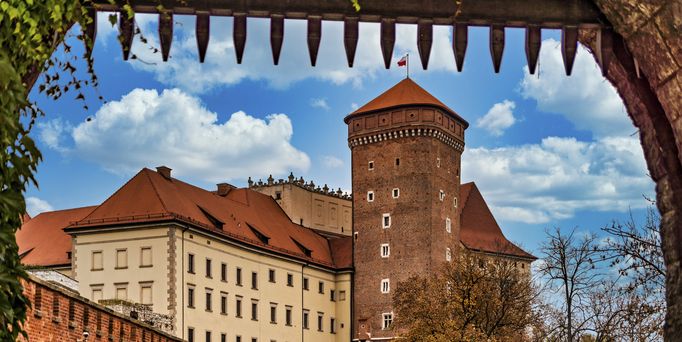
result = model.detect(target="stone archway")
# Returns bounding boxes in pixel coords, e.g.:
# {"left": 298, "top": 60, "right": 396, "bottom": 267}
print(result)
{"left": 581, "top": 1, "right": 681, "bottom": 339}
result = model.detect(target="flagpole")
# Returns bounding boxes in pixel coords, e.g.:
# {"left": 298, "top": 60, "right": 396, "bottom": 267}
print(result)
{"left": 407, "top": 53, "right": 410, "bottom": 79}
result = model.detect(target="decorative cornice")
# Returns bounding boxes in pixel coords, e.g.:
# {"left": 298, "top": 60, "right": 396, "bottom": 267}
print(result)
{"left": 348, "top": 126, "right": 464, "bottom": 152}
{"left": 247, "top": 173, "right": 352, "bottom": 200}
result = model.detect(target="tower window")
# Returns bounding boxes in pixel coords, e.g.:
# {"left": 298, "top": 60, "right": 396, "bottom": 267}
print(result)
{"left": 275, "top": 191, "right": 282, "bottom": 200}
{"left": 382, "top": 213, "right": 391, "bottom": 229}
{"left": 446, "top": 217, "right": 451, "bottom": 233}
{"left": 436, "top": 158, "right": 441, "bottom": 168}
{"left": 380, "top": 244, "right": 390, "bottom": 258}
{"left": 439, "top": 190, "right": 445, "bottom": 201}
{"left": 395, "top": 158, "right": 400, "bottom": 166}
{"left": 454, "top": 197, "right": 458, "bottom": 208}
{"left": 382, "top": 313, "right": 393, "bottom": 330}
{"left": 392, "top": 188, "right": 399, "bottom": 199}
{"left": 368, "top": 161, "right": 374, "bottom": 170}
{"left": 381, "top": 279, "right": 390, "bottom": 294}
{"left": 446, "top": 248, "right": 452, "bottom": 262}
{"left": 367, "top": 191, "right": 374, "bottom": 202}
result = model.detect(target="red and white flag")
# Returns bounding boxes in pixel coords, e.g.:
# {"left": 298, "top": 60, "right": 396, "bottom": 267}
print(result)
{"left": 397, "top": 55, "right": 407, "bottom": 67}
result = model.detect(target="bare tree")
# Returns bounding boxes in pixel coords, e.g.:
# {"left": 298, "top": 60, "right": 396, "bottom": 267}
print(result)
{"left": 538, "top": 227, "right": 601, "bottom": 342}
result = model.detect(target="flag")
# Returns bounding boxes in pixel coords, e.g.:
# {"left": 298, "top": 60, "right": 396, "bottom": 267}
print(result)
{"left": 397, "top": 55, "right": 407, "bottom": 67}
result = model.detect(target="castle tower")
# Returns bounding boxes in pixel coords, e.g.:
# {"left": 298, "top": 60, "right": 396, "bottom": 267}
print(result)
{"left": 344, "top": 79, "right": 468, "bottom": 340}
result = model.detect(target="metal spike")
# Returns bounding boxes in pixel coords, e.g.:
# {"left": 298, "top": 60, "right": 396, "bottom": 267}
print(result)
{"left": 158, "top": 11, "right": 173, "bottom": 62}
{"left": 489, "top": 24, "right": 505, "bottom": 73}
{"left": 561, "top": 25, "right": 578, "bottom": 76}
{"left": 233, "top": 13, "right": 247, "bottom": 64}
{"left": 380, "top": 18, "right": 396, "bottom": 69}
{"left": 596, "top": 28, "right": 613, "bottom": 76}
{"left": 417, "top": 20, "right": 433, "bottom": 70}
{"left": 344, "top": 17, "right": 359, "bottom": 67}
{"left": 196, "top": 13, "right": 210, "bottom": 63}
{"left": 307, "top": 16, "right": 322, "bottom": 67}
{"left": 525, "top": 25, "right": 541, "bottom": 74}
{"left": 270, "top": 15, "right": 285, "bottom": 65}
{"left": 453, "top": 23, "right": 468, "bottom": 72}
{"left": 84, "top": 7, "right": 97, "bottom": 58}
{"left": 118, "top": 11, "right": 135, "bottom": 61}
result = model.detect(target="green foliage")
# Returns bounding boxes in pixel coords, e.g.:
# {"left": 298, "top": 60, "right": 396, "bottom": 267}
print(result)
{"left": 0, "top": 0, "right": 95, "bottom": 338}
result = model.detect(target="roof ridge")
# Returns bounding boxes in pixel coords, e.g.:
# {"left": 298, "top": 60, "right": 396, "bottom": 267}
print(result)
{"left": 144, "top": 169, "right": 171, "bottom": 214}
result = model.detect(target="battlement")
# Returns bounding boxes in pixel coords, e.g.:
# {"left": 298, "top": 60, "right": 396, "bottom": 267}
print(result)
{"left": 247, "top": 172, "right": 352, "bottom": 200}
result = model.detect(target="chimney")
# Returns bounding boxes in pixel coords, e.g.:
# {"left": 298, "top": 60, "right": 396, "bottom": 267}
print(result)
{"left": 156, "top": 166, "right": 172, "bottom": 180}
{"left": 217, "top": 183, "right": 235, "bottom": 196}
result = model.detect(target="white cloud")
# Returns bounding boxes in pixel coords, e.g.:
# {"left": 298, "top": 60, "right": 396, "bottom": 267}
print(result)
{"left": 112, "top": 15, "right": 456, "bottom": 93}
{"left": 321, "top": 155, "right": 344, "bottom": 169}
{"left": 25, "top": 197, "right": 54, "bottom": 217}
{"left": 350, "top": 103, "right": 359, "bottom": 111}
{"left": 310, "top": 98, "right": 330, "bottom": 111}
{"left": 47, "top": 88, "right": 311, "bottom": 182}
{"left": 519, "top": 39, "right": 632, "bottom": 138}
{"left": 38, "top": 119, "right": 71, "bottom": 152}
{"left": 462, "top": 135, "right": 653, "bottom": 224}
{"left": 476, "top": 100, "right": 516, "bottom": 136}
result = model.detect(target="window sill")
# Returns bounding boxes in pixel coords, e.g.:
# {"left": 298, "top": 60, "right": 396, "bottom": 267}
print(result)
{"left": 33, "top": 310, "right": 43, "bottom": 318}
{"left": 114, "top": 267, "right": 128, "bottom": 270}
{"left": 91, "top": 268, "right": 103, "bottom": 272}
{"left": 52, "top": 317, "right": 61, "bottom": 324}
{"left": 139, "top": 265, "right": 153, "bottom": 268}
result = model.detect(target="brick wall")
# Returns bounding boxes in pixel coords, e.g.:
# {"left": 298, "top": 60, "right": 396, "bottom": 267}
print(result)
{"left": 21, "top": 275, "right": 182, "bottom": 342}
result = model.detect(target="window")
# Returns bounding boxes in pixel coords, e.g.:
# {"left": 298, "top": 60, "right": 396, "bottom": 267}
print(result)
{"left": 270, "top": 303, "right": 277, "bottom": 323}
{"left": 140, "top": 247, "right": 152, "bottom": 267}
{"left": 206, "top": 331, "right": 211, "bottom": 342}
{"left": 446, "top": 248, "right": 452, "bottom": 262}
{"left": 436, "top": 157, "right": 441, "bottom": 168}
{"left": 446, "top": 217, "right": 451, "bottom": 233}
{"left": 221, "top": 334, "right": 226, "bottom": 342}
{"left": 205, "top": 289, "right": 212, "bottom": 312}
{"left": 439, "top": 190, "right": 445, "bottom": 201}
{"left": 285, "top": 306, "right": 292, "bottom": 326}
{"left": 188, "top": 285, "right": 195, "bottom": 308}
{"left": 115, "top": 249, "right": 128, "bottom": 269}
{"left": 330, "top": 289, "right": 336, "bottom": 302}
{"left": 381, "top": 244, "right": 390, "bottom": 258}
{"left": 330, "top": 318, "right": 336, "bottom": 334}
{"left": 221, "top": 263, "right": 227, "bottom": 282}
{"left": 367, "top": 191, "right": 374, "bottom": 202}
{"left": 251, "top": 272, "right": 258, "bottom": 289}
{"left": 303, "top": 277, "right": 309, "bottom": 290}
{"left": 368, "top": 161, "right": 374, "bottom": 170}
{"left": 395, "top": 158, "right": 400, "bottom": 166}
{"left": 236, "top": 268, "right": 242, "bottom": 286}
{"left": 251, "top": 300, "right": 258, "bottom": 321}
{"left": 286, "top": 273, "right": 293, "bottom": 287}
{"left": 236, "top": 336, "right": 241, "bottom": 342}
{"left": 220, "top": 293, "right": 228, "bottom": 315}
{"left": 392, "top": 188, "right": 399, "bottom": 198}
{"left": 275, "top": 191, "right": 282, "bottom": 200}
{"left": 206, "top": 258, "right": 212, "bottom": 278}
{"left": 91, "top": 288, "right": 103, "bottom": 303}
{"left": 188, "top": 253, "right": 195, "bottom": 274}
{"left": 236, "top": 296, "right": 243, "bottom": 318}
{"left": 318, "top": 281, "right": 324, "bottom": 294}
{"left": 381, "top": 279, "right": 390, "bottom": 294}
{"left": 251, "top": 339, "right": 257, "bottom": 342}
{"left": 382, "top": 213, "right": 391, "bottom": 229}
{"left": 317, "top": 312, "right": 324, "bottom": 332}
{"left": 339, "top": 290, "right": 346, "bottom": 301}
{"left": 303, "top": 310, "right": 309, "bottom": 329}
{"left": 382, "top": 313, "right": 393, "bottom": 330}
{"left": 91, "top": 251, "right": 103, "bottom": 271}
{"left": 115, "top": 283, "right": 128, "bottom": 300}
{"left": 188, "top": 328, "right": 194, "bottom": 342}
{"left": 454, "top": 197, "right": 458, "bottom": 208}
{"left": 140, "top": 282, "right": 152, "bottom": 305}
{"left": 268, "top": 269, "right": 276, "bottom": 283}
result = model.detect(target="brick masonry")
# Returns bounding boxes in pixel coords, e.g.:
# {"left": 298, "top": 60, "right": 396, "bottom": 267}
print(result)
{"left": 20, "top": 275, "right": 181, "bottom": 342}
{"left": 348, "top": 106, "right": 465, "bottom": 340}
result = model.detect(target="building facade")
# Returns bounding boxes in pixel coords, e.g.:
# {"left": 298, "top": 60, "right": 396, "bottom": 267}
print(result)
{"left": 17, "top": 79, "right": 535, "bottom": 342}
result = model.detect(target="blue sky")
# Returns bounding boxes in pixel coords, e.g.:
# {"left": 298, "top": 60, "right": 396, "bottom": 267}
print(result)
{"left": 26, "top": 13, "right": 655, "bottom": 256}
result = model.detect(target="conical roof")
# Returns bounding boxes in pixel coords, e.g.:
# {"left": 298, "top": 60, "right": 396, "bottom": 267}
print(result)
{"left": 345, "top": 78, "right": 468, "bottom": 127}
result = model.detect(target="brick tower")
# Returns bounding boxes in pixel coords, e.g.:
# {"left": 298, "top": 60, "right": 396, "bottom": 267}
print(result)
{"left": 345, "top": 78, "right": 468, "bottom": 340}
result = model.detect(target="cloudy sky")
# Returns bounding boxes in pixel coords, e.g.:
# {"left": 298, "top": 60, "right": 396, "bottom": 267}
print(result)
{"left": 27, "top": 13, "right": 655, "bottom": 254}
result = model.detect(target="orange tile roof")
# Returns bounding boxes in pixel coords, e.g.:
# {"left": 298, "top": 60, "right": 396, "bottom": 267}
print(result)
{"left": 65, "top": 168, "right": 350, "bottom": 269}
{"left": 17, "top": 206, "right": 96, "bottom": 267}
{"left": 459, "top": 182, "right": 536, "bottom": 260}
{"left": 345, "top": 78, "right": 469, "bottom": 127}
